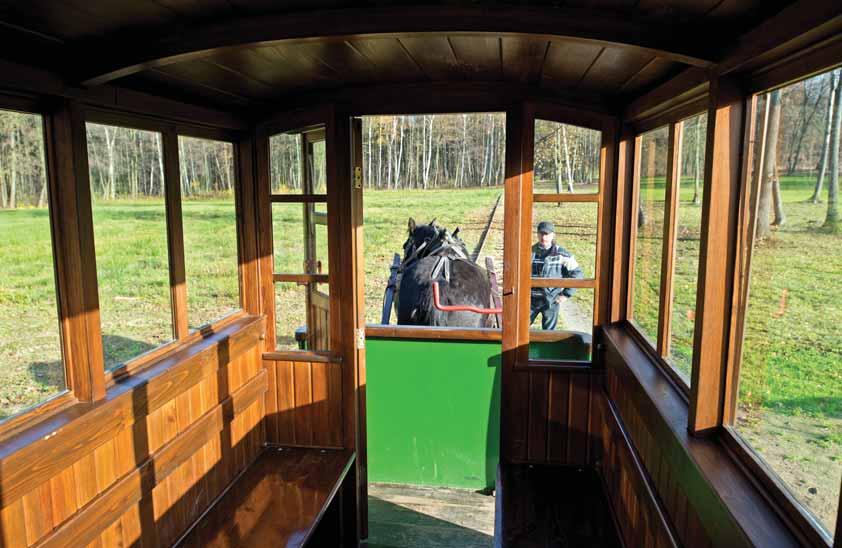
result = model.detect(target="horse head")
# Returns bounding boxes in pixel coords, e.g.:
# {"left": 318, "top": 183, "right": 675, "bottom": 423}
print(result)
{"left": 402, "top": 217, "right": 469, "bottom": 266}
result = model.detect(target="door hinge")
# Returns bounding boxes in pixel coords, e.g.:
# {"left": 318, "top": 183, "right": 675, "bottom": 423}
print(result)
{"left": 354, "top": 166, "right": 363, "bottom": 189}
{"left": 355, "top": 328, "right": 365, "bottom": 349}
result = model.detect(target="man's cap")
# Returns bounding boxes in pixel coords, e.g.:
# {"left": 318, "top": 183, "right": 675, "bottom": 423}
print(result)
{"left": 537, "top": 221, "right": 554, "bottom": 234}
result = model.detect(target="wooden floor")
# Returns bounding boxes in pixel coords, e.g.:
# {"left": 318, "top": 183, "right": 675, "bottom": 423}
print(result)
{"left": 364, "top": 483, "right": 495, "bottom": 548}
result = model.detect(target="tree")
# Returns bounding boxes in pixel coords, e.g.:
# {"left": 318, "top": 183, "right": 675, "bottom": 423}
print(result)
{"left": 824, "top": 69, "right": 842, "bottom": 232}
{"left": 756, "top": 89, "right": 783, "bottom": 239}
{"left": 811, "top": 70, "right": 840, "bottom": 203}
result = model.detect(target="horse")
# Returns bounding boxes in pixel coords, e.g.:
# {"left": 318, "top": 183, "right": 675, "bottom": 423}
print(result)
{"left": 395, "top": 218, "right": 494, "bottom": 327}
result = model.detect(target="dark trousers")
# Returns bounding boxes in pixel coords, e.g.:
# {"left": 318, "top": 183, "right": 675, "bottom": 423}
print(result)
{"left": 530, "top": 302, "right": 559, "bottom": 330}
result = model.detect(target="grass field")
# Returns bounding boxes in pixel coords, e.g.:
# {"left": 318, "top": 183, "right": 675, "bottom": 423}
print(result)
{"left": 0, "top": 181, "right": 838, "bottom": 529}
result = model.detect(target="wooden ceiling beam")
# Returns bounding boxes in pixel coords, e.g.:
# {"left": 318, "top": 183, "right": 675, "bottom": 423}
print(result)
{"left": 74, "top": 6, "right": 716, "bottom": 87}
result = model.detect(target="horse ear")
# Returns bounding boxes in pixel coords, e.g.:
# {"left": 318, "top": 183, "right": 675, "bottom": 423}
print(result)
{"left": 408, "top": 217, "right": 416, "bottom": 234}
{"left": 429, "top": 217, "right": 436, "bottom": 226}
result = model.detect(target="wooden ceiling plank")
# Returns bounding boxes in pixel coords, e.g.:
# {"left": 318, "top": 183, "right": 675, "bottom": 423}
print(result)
{"left": 73, "top": 6, "right": 716, "bottom": 86}
{"left": 501, "top": 36, "right": 548, "bottom": 84}
{"left": 397, "top": 36, "right": 461, "bottom": 82}
{"left": 578, "top": 46, "right": 654, "bottom": 92}
{"left": 449, "top": 35, "right": 503, "bottom": 81}
{"left": 345, "top": 38, "right": 427, "bottom": 82}
{"left": 541, "top": 41, "right": 603, "bottom": 90}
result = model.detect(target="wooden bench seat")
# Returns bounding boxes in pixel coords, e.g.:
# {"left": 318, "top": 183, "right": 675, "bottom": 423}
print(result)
{"left": 176, "top": 447, "right": 357, "bottom": 548}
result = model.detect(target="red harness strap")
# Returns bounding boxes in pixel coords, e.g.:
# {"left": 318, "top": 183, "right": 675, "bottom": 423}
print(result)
{"left": 431, "top": 280, "right": 503, "bottom": 315}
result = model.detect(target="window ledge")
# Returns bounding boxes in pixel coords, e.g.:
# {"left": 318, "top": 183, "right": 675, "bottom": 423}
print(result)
{"left": 601, "top": 322, "right": 807, "bottom": 548}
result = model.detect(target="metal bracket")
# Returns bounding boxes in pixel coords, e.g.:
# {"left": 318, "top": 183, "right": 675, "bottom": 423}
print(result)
{"left": 355, "top": 328, "right": 365, "bottom": 349}
{"left": 354, "top": 166, "right": 363, "bottom": 189}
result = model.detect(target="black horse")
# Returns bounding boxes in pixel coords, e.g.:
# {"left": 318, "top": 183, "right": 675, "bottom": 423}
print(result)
{"left": 395, "top": 218, "right": 494, "bottom": 327}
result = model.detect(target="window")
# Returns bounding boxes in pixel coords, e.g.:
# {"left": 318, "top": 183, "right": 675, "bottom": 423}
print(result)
{"left": 86, "top": 123, "right": 171, "bottom": 370}
{"left": 178, "top": 136, "right": 241, "bottom": 330}
{"left": 630, "top": 126, "right": 668, "bottom": 345}
{"left": 0, "top": 108, "right": 66, "bottom": 420}
{"left": 529, "top": 118, "right": 602, "bottom": 363}
{"left": 270, "top": 128, "right": 331, "bottom": 351}
{"left": 667, "top": 114, "right": 707, "bottom": 382}
{"left": 361, "top": 113, "right": 506, "bottom": 328}
{"left": 733, "top": 69, "right": 841, "bottom": 538}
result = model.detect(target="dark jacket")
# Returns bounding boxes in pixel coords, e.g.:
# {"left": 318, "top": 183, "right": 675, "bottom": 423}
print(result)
{"left": 530, "top": 242, "right": 584, "bottom": 309}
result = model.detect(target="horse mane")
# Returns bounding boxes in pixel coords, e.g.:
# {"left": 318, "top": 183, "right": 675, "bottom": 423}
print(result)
{"left": 403, "top": 220, "right": 471, "bottom": 268}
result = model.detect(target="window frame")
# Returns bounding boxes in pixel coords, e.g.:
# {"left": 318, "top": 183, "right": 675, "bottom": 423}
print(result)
{"left": 626, "top": 118, "right": 701, "bottom": 394}
{"left": 719, "top": 82, "right": 840, "bottom": 547}
{"left": 509, "top": 101, "right": 617, "bottom": 370}
{"left": 0, "top": 95, "right": 77, "bottom": 433}
{"left": 261, "top": 109, "right": 338, "bottom": 362}
{"left": 82, "top": 109, "right": 246, "bottom": 386}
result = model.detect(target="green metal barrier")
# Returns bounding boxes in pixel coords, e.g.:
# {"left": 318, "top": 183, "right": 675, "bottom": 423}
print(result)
{"left": 365, "top": 333, "right": 591, "bottom": 490}
{"left": 366, "top": 337, "right": 502, "bottom": 490}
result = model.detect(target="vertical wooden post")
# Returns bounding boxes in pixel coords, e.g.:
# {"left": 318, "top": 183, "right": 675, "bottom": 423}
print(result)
{"left": 611, "top": 127, "right": 636, "bottom": 323}
{"left": 254, "top": 133, "right": 276, "bottom": 348}
{"left": 162, "top": 130, "right": 189, "bottom": 339}
{"left": 234, "top": 137, "right": 261, "bottom": 317}
{"left": 625, "top": 136, "right": 643, "bottom": 321}
{"left": 595, "top": 119, "right": 619, "bottom": 327}
{"left": 43, "top": 100, "right": 105, "bottom": 402}
{"left": 501, "top": 102, "right": 529, "bottom": 462}
{"left": 689, "top": 77, "right": 746, "bottom": 434}
{"left": 656, "top": 121, "right": 683, "bottom": 357}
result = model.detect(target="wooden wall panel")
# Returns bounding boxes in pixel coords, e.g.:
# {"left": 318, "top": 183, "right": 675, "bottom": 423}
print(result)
{"left": 0, "top": 317, "right": 266, "bottom": 548}
{"left": 511, "top": 369, "right": 599, "bottom": 466}
{"left": 263, "top": 359, "right": 344, "bottom": 449}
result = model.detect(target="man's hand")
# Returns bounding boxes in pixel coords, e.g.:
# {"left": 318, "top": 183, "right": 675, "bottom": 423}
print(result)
{"left": 555, "top": 295, "right": 567, "bottom": 304}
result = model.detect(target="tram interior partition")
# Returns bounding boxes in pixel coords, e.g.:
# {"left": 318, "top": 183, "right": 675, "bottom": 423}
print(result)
{"left": 0, "top": 3, "right": 839, "bottom": 547}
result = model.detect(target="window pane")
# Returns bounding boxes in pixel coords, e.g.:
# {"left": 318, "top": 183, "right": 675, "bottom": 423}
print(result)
{"left": 735, "top": 70, "right": 841, "bottom": 536}
{"left": 179, "top": 136, "right": 240, "bottom": 330}
{"left": 361, "top": 113, "right": 506, "bottom": 326}
{"left": 667, "top": 114, "right": 708, "bottom": 384}
{"left": 631, "top": 126, "right": 669, "bottom": 344}
{"left": 531, "top": 202, "right": 597, "bottom": 279}
{"left": 0, "top": 109, "right": 66, "bottom": 420}
{"left": 269, "top": 130, "right": 326, "bottom": 194}
{"left": 534, "top": 119, "right": 601, "bottom": 194}
{"left": 529, "top": 288, "right": 593, "bottom": 362}
{"left": 86, "top": 123, "right": 172, "bottom": 370}
{"left": 275, "top": 282, "right": 329, "bottom": 351}
{"left": 272, "top": 203, "right": 329, "bottom": 275}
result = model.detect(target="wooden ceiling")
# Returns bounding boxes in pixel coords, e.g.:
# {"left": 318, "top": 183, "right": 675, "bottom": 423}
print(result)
{"left": 0, "top": 0, "right": 806, "bottom": 112}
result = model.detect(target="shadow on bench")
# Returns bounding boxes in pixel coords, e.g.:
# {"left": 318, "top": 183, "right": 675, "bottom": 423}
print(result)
{"left": 176, "top": 447, "right": 357, "bottom": 547}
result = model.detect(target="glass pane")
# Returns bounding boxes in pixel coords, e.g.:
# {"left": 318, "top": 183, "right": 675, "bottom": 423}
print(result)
{"left": 272, "top": 203, "right": 329, "bottom": 275}
{"left": 735, "top": 70, "right": 841, "bottom": 536}
{"left": 269, "top": 130, "right": 326, "bottom": 194}
{"left": 631, "top": 126, "right": 669, "bottom": 344}
{"left": 275, "top": 282, "right": 329, "bottom": 351}
{"left": 361, "top": 113, "right": 507, "bottom": 325}
{"left": 667, "top": 113, "right": 708, "bottom": 384}
{"left": 529, "top": 288, "right": 593, "bottom": 361}
{"left": 531, "top": 202, "right": 597, "bottom": 280}
{"left": 86, "top": 123, "right": 172, "bottom": 370}
{"left": 534, "top": 119, "right": 601, "bottom": 194}
{"left": 0, "top": 109, "right": 66, "bottom": 420}
{"left": 179, "top": 136, "right": 240, "bottom": 330}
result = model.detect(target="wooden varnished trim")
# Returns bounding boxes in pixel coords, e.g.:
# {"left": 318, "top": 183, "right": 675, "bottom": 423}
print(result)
{"left": 34, "top": 370, "right": 267, "bottom": 548}
{"left": 270, "top": 194, "right": 328, "bottom": 203}
{"left": 262, "top": 351, "right": 340, "bottom": 363}
{"left": 655, "top": 121, "right": 682, "bottom": 359}
{"left": 532, "top": 193, "right": 599, "bottom": 202}
{"left": 163, "top": 130, "right": 189, "bottom": 340}
{"left": 610, "top": 127, "right": 635, "bottom": 323}
{"left": 530, "top": 277, "right": 596, "bottom": 288}
{"left": 365, "top": 325, "right": 502, "bottom": 341}
{"left": 84, "top": 108, "right": 242, "bottom": 142}
{"left": 0, "top": 315, "right": 264, "bottom": 509}
{"left": 273, "top": 273, "right": 329, "bottom": 284}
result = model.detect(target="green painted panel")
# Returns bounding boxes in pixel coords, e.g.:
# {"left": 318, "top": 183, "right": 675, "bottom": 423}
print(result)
{"left": 366, "top": 338, "right": 501, "bottom": 489}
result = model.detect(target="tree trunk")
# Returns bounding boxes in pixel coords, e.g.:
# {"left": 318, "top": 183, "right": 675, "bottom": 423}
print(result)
{"left": 692, "top": 118, "right": 701, "bottom": 204}
{"left": 9, "top": 126, "right": 17, "bottom": 209}
{"left": 395, "top": 117, "right": 405, "bottom": 188}
{"left": 104, "top": 125, "right": 116, "bottom": 200}
{"left": 554, "top": 130, "right": 563, "bottom": 194}
{"left": 824, "top": 70, "right": 842, "bottom": 231}
{"left": 561, "top": 125, "right": 575, "bottom": 192}
{"left": 756, "top": 89, "right": 782, "bottom": 239}
{"left": 811, "top": 71, "right": 839, "bottom": 203}
{"left": 772, "top": 164, "right": 786, "bottom": 226}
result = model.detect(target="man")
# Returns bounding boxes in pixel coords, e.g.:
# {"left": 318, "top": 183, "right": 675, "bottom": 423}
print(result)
{"left": 530, "top": 221, "right": 584, "bottom": 330}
